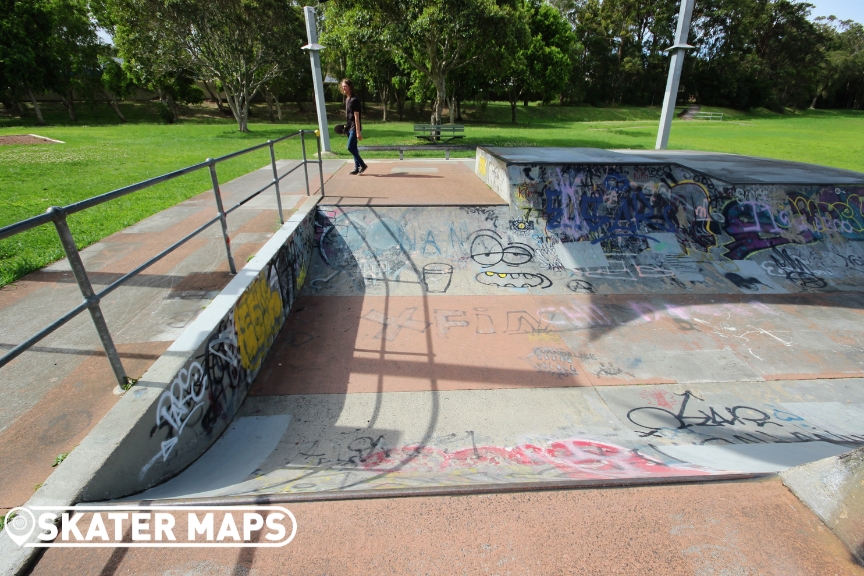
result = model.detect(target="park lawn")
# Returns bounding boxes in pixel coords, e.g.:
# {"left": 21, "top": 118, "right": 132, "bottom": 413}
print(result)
{"left": 1, "top": 101, "right": 863, "bottom": 286}
{"left": 0, "top": 121, "right": 319, "bottom": 286}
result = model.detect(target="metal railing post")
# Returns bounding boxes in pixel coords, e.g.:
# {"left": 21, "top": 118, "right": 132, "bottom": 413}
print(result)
{"left": 47, "top": 206, "right": 127, "bottom": 387}
{"left": 268, "top": 141, "right": 285, "bottom": 224}
{"left": 208, "top": 159, "right": 237, "bottom": 274}
{"left": 301, "top": 131, "right": 311, "bottom": 197}
{"left": 316, "top": 131, "right": 325, "bottom": 197}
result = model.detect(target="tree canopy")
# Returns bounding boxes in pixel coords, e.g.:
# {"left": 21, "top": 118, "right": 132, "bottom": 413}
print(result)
{"left": 3, "top": 0, "right": 864, "bottom": 129}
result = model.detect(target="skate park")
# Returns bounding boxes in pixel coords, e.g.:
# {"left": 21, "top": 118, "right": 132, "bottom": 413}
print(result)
{"left": 3, "top": 142, "right": 864, "bottom": 574}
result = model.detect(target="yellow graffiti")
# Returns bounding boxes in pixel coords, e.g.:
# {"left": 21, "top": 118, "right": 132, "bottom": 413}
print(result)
{"left": 297, "top": 262, "right": 308, "bottom": 289}
{"left": 789, "top": 193, "right": 864, "bottom": 234}
{"left": 477, "top": 154, "right": 487, "bottom": 177}
{"left": 235, "top": 273, "right": 283, "bottom": 371}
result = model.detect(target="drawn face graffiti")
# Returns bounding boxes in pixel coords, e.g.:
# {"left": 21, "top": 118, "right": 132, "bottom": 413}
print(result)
{"left": 470, "top": 232, "right": 534, "bottom": 268}
{"left": 476, "top": 271, "right": 552, "bottom": 289}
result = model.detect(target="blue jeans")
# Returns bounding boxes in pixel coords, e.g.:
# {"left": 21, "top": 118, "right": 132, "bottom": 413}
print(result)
{"left": 347, "top": 129, "right": 366, "bottom": 170}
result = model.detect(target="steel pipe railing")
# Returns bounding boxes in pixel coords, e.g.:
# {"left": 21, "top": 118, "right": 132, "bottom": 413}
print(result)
{"left": 0, "top": 129, "right": 326, "bottom": 386}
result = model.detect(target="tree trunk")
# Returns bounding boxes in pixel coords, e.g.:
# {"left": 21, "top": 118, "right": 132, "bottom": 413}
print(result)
{"left": 294, "top": 100, "right": 305, "bottom": 113}
{"left": 275, "top": 95, "right": 282, "bottom": 120}
{"left": 106, "top": 92, "right": 126, "bottom": 122}
{"left": 431, "top": 75, "right": 445, "bottom": 126}
{"left": 510, "top": 99, "right": 517, "bottom": 124}
{"left": 62, "top": 90, "right": 77, "bottom": 121}
{"left": 239, "top": 85, "right": 250, "bottom": 132}
{"left": 379, "top": 84, "right": 390, "bottom": 122}
{"left": 455, "top": 97, "right": 462, "bottom": 122}
{"left": 203, "top": 80, "right": 228, "bottom": 113}
{"left": 265, "top": 89, "right": 275, "bottom": 122}
{"left": 448, "top": 95, "right": 455, "bottom": 124}
{"left": 224, "top": 89, "right": 240, "bottom": 124}
{"left": 25, "top": 85, "right": 45, "bottom": 125}
{"left": 10, "top": 97, "right": 27, "bottom": 116}
{"left": 166, "top": 93, "right": 179, "bottom": 122}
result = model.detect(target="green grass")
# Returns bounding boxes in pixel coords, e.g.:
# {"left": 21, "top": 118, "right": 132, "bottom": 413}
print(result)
{"left": 2, "top": 100, "right": 863, "bottom": 286}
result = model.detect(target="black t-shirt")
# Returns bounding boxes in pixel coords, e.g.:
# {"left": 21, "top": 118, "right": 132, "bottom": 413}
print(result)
{"left": 345, "top": 96, "right": 361, "bottom": 132}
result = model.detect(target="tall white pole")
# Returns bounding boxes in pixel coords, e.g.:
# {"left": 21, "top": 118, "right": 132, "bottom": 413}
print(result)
{"left": 302, "top": 6, "right": 331, "bottom": 152}
{"left": 655, "top": 0, "right": 696, "bottom": 150}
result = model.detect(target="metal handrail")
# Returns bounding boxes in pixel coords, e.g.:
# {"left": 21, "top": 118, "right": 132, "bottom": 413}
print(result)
{"left": 0, "top": 129, "right": 326, "bottom": 387}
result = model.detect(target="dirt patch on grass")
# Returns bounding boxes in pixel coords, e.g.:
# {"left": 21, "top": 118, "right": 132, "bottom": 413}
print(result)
{"left": 0, "top": 134, "right": 63, "bottom": 145}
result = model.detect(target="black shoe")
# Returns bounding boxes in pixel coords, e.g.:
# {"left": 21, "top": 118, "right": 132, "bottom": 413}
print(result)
{"left": 349, "top": 168, "right": 360, "bottom": 175}
{"left": 358, "top": 165, "right": 368, "bottom": 174}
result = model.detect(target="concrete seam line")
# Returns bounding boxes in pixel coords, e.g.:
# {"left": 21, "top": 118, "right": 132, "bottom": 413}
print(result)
{"left": 108, "top": 472, "right": 771, "bottom": 507}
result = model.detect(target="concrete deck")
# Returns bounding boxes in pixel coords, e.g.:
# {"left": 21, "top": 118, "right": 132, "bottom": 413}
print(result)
{"left": 32, "top": 479, "right": 864, "bottom": 575}
{"left": 484, "top": 147, "right": 864, "bottom": 185}
{"left": 0, "top": 160, "right": 344, "bottom": 515}
{"left": 319, "top": 160, "right": 506, "bottom": 205}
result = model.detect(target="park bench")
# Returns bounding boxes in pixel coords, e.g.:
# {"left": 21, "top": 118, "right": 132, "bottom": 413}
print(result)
{"left": 690, "top": 111, "right": 723, "bottom": 121}
{"left": 357, "top": 144, "right": 478, "bottom": 160}
{"left": 414, "top": 124, "right": 465, "bottom": 142}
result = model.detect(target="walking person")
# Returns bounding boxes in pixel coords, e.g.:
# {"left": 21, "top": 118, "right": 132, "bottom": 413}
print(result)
{"left": 340, "top": 78, "right": 367, "bottom": 175}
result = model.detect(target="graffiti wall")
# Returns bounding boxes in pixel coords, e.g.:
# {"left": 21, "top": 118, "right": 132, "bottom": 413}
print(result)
{"left": 470, "top": 148, "right": 864, "bottom": 295}
{"left": 83, "top": 205, "right": 315, "bottom": 500}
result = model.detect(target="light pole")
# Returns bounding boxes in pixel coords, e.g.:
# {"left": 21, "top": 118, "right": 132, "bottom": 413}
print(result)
{"left": 655, "top": 0, "right": 696, "bottom": 150}
{"left": 302, "top": 6, "right": 331, "bottom": 153}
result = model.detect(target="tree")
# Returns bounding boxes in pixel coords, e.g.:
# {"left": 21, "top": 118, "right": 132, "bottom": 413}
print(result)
{"left": 322, "top": 4, "right": 407, "bottom": 122}
{"left": 335, "top": 0, "right": 524, "bottom": 125}
{"left": 499, "top": 1, "right": 574, "bottom": 123}
{"left": 812, "top": 17, "right": 864, "bottom": 109}
{"left": 0, "top": 0, "right": 54, "bottom": 124}
{"left": 111, "top": 0, "right": 306, "bottom": 131}
{"left": 44, "top": 0, "right": 103, "bottom": 122}
{"left": 98, "top": 55, "right": 136, "bottom": 121}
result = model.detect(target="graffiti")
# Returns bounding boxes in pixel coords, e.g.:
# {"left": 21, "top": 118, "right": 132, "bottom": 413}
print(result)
{"left": 156, "top": 362, "right": 208, "bottom": 440}
{"left": 724, "top": 272, "right": 767, "bottom": 291}
{"left": 142, "top": 361, "right": 210, "bottom": 479}
{"left": 350, "top": 437, "right": 710, "bottom": 480}
{"left": 460, "top": 206, "right": 500, "bottom": 228}
{"left": 595, "top": 362, "right": 635, "bottom": 379}
{"left": 510, "top": 218, "right": 534, "bottom": 233}
{"left": 287, "top": 432, "right": 711, "bottom": 480}
{"left": 201, "top": 313, "right": 245, "bottom": 434}
{"left": 525, "top": 347, "right": 579, "bottom": 377}
{"left": 476, "top": 271, "right": 552, "bottom": 289}
{"left": 566, "top": 278, "right": 596, "bottom": 293}
{"left": 140, "top": 209, "right": 316, "bottom": 482}
{"left": 486, "top": 161, "right": 864, "bottom": 294}
{"left": 626, "top": 390, "right": 780, "bottom": 438}
{"left": 469, "top": 230, "right": 534, "bottom": 267}
{"left": 422, "top": 263, "right": 454, "bottom": 293}
{"left": 767, "top": 246, "right": 828, "bottom": 290}
{"left": 234, "top": 273, "right": 283, "bottom": 371}
{"left": 317, "top": 210, "right": 412, "bottom": 284}
{"left": 361, "top": 307, "right": 431, "bottom": 341}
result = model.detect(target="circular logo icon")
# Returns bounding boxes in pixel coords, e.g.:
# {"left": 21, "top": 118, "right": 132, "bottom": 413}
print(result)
{"left": 4, "top": 507, "right": 36, "bottom": 547}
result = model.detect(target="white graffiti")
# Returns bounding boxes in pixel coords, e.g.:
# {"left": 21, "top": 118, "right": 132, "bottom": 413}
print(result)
{"left": 156, "top": 361, "right": 209, "bottom": 435}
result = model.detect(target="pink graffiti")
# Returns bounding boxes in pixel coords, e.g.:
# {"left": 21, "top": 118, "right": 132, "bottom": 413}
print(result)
{"left": 639, "top": 388, "right": 677, "bottom": 409}
{"left": 360, "top": 438, "right": 710, "bottom": 479}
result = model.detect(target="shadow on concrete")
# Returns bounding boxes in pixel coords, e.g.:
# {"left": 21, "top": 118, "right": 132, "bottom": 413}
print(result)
{"left": 244, "top": 205, "right": 449, "bottom": 492}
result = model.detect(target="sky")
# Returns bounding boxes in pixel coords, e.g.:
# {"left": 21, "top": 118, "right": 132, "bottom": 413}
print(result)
{"left": 802, "top": 0, "right": 864, "bottom": 23}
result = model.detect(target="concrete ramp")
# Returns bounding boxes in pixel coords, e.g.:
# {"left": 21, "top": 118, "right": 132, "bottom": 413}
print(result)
{"left": 9, "top": 149, "right": 864, "bottom": 576}
{"left": 114, "top": 148, "right": 864, "bottom": 499}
